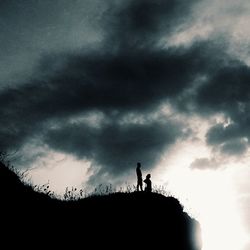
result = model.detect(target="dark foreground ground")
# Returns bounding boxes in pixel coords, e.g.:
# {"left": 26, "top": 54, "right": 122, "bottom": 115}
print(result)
{"left": 0, "top": 161, "right": 202, "bottom": 249}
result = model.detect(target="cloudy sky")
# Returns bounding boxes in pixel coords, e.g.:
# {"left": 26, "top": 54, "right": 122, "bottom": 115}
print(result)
{"left": 1, "top": 0, "right": 250, "bottom": 249}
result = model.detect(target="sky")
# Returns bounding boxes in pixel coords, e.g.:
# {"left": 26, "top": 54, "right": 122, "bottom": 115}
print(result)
{"left": 0, "top": 0, "right": 250, "bottom": 249}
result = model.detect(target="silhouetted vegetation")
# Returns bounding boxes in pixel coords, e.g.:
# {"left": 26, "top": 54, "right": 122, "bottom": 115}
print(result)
{"left": 0, "top": 156, "right": 202, "bottom": 250}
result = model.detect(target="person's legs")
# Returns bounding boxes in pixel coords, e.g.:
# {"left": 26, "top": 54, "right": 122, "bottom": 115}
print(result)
{"left": 137, "top": 179, "right": 142, "bottom": 191}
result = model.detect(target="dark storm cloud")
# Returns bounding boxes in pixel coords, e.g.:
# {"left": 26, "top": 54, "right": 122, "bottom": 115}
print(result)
{"left": 104, "top": 0, "right": 198, "bottom": 49}
{"left": 196, "top": 63, "right": 250, "bottom": 113}
{"left": 206, "top": 123, "right": 242, "bottom": 146}
{"left": 0, "top": 0, "right": 204, "bottom": 176}
{"left": 166, "top": 42, "right": 250, "bottom": 157}
{"left": 0, "top": 0, "right": 106, "bottom": 87}
{"left": 44, "top": 120, "right": 181, "bottom": 176}
{"left": 2, "top": 0, "right": 250, "bottom": 175}
{"left": 191, "top": 62, "right": 250, "bottom": 155}
{"left": 205, "top": 122, "right": 248, "bottom": 155}
{"left": 0, "top": 40, "right": 211, "bottom": 154}
{"left": 0, "top": 0, "right": 203, "bottom": 177}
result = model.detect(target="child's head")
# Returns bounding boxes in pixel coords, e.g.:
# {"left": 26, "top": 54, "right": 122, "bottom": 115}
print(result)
{"left": 146, "top": 174, "right": 151, "bottom": 179}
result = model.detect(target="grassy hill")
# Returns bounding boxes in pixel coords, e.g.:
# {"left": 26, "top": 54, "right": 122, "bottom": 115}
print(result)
{"left": 0, "top": 161, "right": 202, "bottom": 249}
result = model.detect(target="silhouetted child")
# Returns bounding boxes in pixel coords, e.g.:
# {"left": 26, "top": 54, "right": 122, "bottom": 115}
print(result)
{"left": 136, "top": 162, "right": 143, "bottom": 191}
{"left": 144, "top": 174, "right": 152, "bottom": 193}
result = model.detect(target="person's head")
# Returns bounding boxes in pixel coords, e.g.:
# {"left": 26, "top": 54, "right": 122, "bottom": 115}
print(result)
{"left": 137, "top": 162, "right": 141, "bottom": 168}
{"left": 146, "top": 174, "right": 151, "bottom": 179}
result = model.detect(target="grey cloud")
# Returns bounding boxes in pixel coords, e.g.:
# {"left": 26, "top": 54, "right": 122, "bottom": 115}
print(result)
{"left": 221, "top": 138, "right": 248, "bottom": 155}
{"left": 0, "top": 0, "right": 106, "bottom": 88}
{"left": 2, "top": 0, "right": 250, "bottom": 174}
{"left": 44, "top": 118, "right": 182, "bottom": 177}
{"left": 103, "top": 0, "right": 198, "bottom": 49}
{"left": 206, "top": 123, "right": 242, "bottom": 145}
{"left": 0, "top": 40, "right": 211, "bottom": 154}
{"left": 173, "top": 54, "right": 250, "bottom": 157}
{"left": 0, "top": 0, "right": 203, "bottom": 177}
{"left": 190, "top": 157, "right": 219, "bottom": 170}
{"left": 194, "top": 62, "right": 250, "bottom": 156}
{"left": 196, "top": 63, "right": 250, "bottom": 113}
{"left": 205, "top": 123, "right": 248, "bottom": 155}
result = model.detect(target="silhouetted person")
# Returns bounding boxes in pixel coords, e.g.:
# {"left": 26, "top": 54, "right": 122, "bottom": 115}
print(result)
{"left": 136, "top": 162, "right": 143, "bottom": 191}
{"left": 144, "top": 174, "right": 152, "bottom": 193}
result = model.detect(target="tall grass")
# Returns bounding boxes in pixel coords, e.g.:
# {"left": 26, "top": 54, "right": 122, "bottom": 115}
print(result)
{"left": 1, "top": 151, "right": 173, "bottom": 201}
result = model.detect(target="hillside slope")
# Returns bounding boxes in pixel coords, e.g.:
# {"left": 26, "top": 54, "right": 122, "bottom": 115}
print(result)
{"left": 0, "top": 162, "right": 202, "bottom": 249}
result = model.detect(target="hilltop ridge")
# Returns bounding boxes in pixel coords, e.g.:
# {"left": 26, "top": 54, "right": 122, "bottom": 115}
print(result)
{"left": 0, "top": 161, "right": 201, "bottom": 250}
